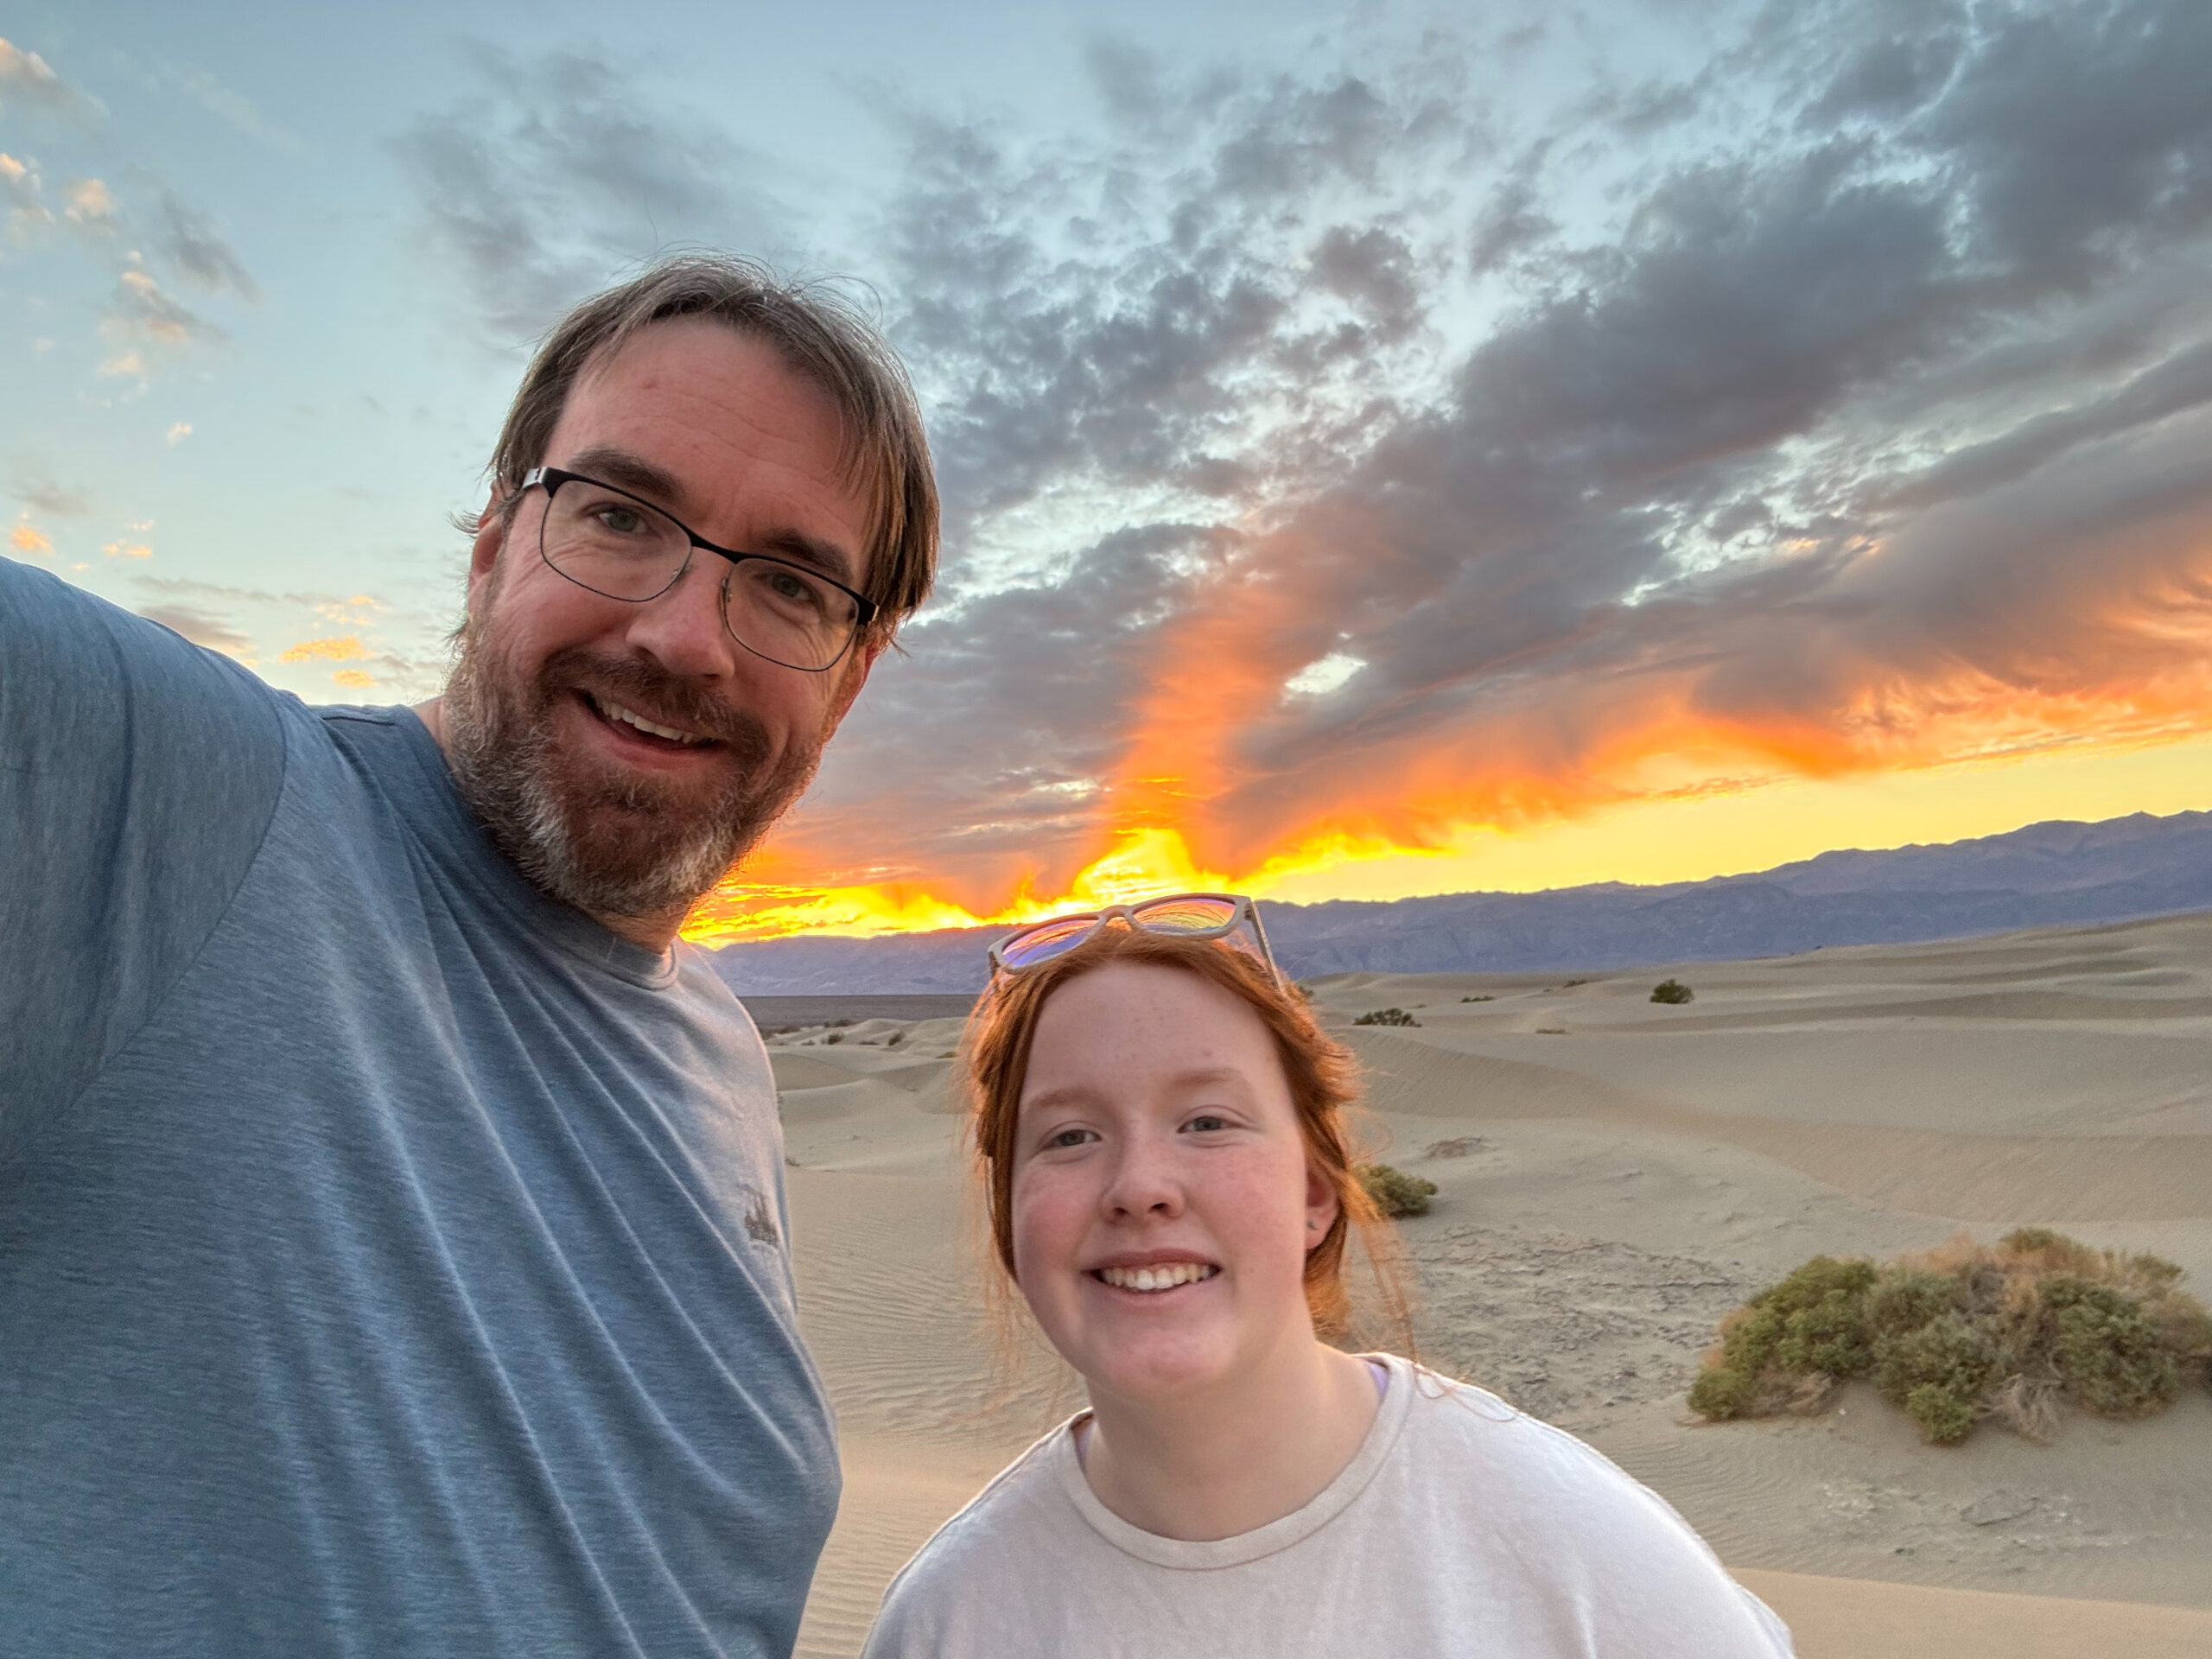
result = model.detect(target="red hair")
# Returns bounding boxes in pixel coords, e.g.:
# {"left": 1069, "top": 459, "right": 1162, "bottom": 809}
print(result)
{"left": 962, "top": 925, "right": 1410, "bottom": 1346}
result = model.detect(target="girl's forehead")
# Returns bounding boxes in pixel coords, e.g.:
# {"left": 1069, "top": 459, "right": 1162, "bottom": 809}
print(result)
{"left": 1031, "top": 962, "right": 1272, "bottom": 1053}
{"left": 1019, "top": 963, "right": 1290, "bottom": 1109}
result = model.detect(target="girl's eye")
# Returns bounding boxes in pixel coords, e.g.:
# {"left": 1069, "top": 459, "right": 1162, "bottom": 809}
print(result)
{"left": 1047, "top": 1127, "right": 1096, "bottom": 1149}
{"left": 1185, "top": 1114, "right": 1229, "bottom": 1133}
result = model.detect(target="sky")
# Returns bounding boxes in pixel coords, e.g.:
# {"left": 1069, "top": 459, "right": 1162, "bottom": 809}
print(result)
{"left": 5, "top": 0, "right": 2210, "bottom": 943}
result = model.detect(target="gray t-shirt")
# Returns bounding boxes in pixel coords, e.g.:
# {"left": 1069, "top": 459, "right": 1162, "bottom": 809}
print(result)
{"left": 863, "top": 1354, "right": 1795, "bottom": 1658}
{"left": 0, "top": 558, "right": 836, "bottom": 1656}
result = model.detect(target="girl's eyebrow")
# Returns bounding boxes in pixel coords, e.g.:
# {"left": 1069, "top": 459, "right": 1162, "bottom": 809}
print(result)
{"left": 1021, "top": 1066, "right": 1253, "bottom": 1116}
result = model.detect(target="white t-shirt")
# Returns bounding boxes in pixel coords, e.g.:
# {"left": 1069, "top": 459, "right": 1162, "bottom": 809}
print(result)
{"left": 862, "top": 1354, "right": 1794, "bottom": 1658}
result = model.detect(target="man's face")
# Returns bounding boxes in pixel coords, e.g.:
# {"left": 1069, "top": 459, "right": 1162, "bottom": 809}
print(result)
{"left": 442, "top": 317, "right": 879, "bottom": 928}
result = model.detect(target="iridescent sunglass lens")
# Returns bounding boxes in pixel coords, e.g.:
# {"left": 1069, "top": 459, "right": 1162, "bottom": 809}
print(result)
{"left": 1129, "top": 896, "right": 1239, "bottom": 934}
{"left": 996, "top": 914, "right": 1101, "bottom": 969}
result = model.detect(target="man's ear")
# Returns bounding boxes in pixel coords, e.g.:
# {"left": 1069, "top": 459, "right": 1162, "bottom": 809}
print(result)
{"left": 823, "top": 636, "right": 886, "bottom": 731}
{"left": 465, "top": 488, "right": 512, "bottom": 617}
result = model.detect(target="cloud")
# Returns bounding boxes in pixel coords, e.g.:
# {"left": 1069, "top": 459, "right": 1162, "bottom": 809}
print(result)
{"left": 102, "top": 264, "right": 223, "bottom": 363}
{"left": 714, "top": 0, "right": 2212, "bottom": 916}
{"left": 0, "top": 37, "right": 100, "bottom": 120}
{"left": 278, "top": 635, "right": 372, "bottom": 663}
{"left": 391, "top": 45, "right": 787, "bottom": 342}
{"left": 330, "top": 669, "right": 377, "bottom": 689}
{"left": 102, "top": 537, "right": 151, "bottom": 559}
{"left": 10, "top": 519, "right": 51, "bottom": 554}
{"left": 166, "top": 421, "right": 192, "bottom": 444}
{"left": 167, "top": 66, "right": 302, "bottom": 153}
{"left": 137, "top": 602, "right": 253, "bottom": 658}
{"left": 0, "top": 149, "right": 42, "bottom": 211}
{"left": 61, "top": 175, "right": 114, "bottom": 226}
{"left": 0, "top": 45, "right": 254, "bottom": 378}
{"left": 155, "top": 193, "right": 256, "bottom": 296}
{"left": 10, "top": 466, "right": 89, "bottom": 515}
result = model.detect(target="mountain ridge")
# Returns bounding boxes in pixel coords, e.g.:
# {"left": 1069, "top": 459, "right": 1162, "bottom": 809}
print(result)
{"left": 709, "top": 808, "right": 2212, "bottom": 995}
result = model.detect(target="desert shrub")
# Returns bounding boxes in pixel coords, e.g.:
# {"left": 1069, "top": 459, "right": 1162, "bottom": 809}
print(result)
{"left": 1353, "top": 1007, "right": 1420, "bottom": 1027}
{"left": 1359, "top": 1163, "right": 1439, "bottom": 1218}
{"left": 1460, "top": 995, "right": 1495, "bottom": 1003}
{"left": 1688, "top": 1230, "right": 2212, "bottom": 1445}
{"left": 823, "top": 1032, "right": 842, "bottom": 1045}
{"left": 2044, "top": 1278, "right": 2181, "bottom": 1417}
{"left": 885, "top": 1030, "right": 903, "bottom": 1047}
{"left": 1904, "top": 1383, "right": 1976, "bottom": 1444}
{"left": 1687, "top": 1362, "right": 1762, "bottom": 1421}
{"left": 1687, "top": 1257, "right": 1877, "bottom": 1419}
{"left": 1649, "top": 978, "right": 1694, "bottom": 1004}
{"left": 1864, "top": 1269, "right": 1957, "bottom": 1340}
{"left": 1873, "top": 1313, "right": 1999, "bottom": 1408}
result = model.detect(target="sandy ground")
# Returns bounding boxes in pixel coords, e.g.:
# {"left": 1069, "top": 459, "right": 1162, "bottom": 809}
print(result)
{"left": 768, "top": 912, "right": 2212, "bottom": 1656}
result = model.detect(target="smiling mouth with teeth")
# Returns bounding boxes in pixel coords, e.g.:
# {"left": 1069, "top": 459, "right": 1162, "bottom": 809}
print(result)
{"left": 1093, "top": 1263, "right": 1220, "bottom": 1293}
{"left": 584, "top": 690, "right": 715, "bottom": 748}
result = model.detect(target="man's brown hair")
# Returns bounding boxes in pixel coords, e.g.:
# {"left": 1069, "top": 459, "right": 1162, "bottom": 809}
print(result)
{"left": 470, "top": 254, "right": 938, "bottom": 644}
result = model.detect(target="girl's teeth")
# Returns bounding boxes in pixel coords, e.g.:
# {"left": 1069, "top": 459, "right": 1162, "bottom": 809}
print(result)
{"left": 1099, "top": 1263, "right": 1216, "bottom": 1292}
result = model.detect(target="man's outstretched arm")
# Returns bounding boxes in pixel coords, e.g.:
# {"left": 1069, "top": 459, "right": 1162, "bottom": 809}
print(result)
{"left": 0, "top": 559, "right": 287, "bottom": 1163}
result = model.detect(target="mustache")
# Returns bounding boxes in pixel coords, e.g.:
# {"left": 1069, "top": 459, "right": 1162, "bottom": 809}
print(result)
{"left": 540, "top": 647, "right": 774, "bottom": 766}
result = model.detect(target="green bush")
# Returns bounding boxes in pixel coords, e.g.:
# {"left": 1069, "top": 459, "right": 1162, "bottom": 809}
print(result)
{"left": 1358, "top": 1162, "right": 1439, "bottom": 1218}
{"left": 1904, "top": 1383, "right": 1976, "bottom": 1444}
{"left": 1687, "top": 1230, "right": 2212, "bottom": 1445}
{"left": 1873, "top": 1312, "right": 1998, "bottom": 1408}
{"left": 1460, "top": 995, "right": 1495, "bottom": 1003}
{"left": 2044, "top": 1278, "right": 2182, "bottom": 1417}
{"left": 1353, "top": 1007, "right": 1420, "bottom": 1027}
{"left": 1687, "top": 1362, "right": 1762, "bottom": 1421}
{"left": 1649, "top": 978, "right": 1694, "bottom": 1004}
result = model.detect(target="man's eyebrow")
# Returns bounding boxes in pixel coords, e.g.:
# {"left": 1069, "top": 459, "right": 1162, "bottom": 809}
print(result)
{"left": 558, "top": 444, "right": 862, "bottom": 589}
{"left": 749, "top": 528, "right": 861, "bottom": 589}
{"left": 562, "top": 445, "right": 689, "bottom": 512}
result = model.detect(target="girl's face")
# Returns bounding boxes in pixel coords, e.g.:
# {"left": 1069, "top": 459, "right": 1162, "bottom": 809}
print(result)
{"left": 1008, "top": 961, "right": 1337, "bottom": 1407}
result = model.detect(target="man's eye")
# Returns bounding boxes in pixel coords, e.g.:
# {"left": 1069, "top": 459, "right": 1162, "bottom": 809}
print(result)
{"left": 596, "top": 505, "right": 647, "bottom": 535}
{"left": 763, "top": 567, "right": 830, "bottom": 612}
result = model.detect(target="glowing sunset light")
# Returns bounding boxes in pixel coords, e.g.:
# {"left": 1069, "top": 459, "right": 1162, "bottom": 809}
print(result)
{"left": 10, "top": 7, "right": 2212, "bottom": 952}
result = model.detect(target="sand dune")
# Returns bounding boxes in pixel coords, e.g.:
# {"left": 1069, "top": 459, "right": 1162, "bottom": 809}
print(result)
{"left": 769, "top": 911, "right": 2212, "bottom": 1656}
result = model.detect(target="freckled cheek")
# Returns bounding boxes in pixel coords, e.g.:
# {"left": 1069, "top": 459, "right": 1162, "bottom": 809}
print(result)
{"left": 1198, "top": 1161, "right": 1313, "bottom": 1283}
{"left": 1007, "top": 1171, "right": 1089, "bottom": 1294}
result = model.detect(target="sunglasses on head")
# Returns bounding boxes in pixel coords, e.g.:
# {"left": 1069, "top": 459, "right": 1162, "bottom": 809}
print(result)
{"left": 988, "top": 892, "right": 1281, "bottom": 983}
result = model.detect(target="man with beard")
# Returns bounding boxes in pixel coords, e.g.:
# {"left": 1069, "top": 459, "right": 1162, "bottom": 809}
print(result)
{"left": 0, "top": 257, "right": 938, "bottom": 1657}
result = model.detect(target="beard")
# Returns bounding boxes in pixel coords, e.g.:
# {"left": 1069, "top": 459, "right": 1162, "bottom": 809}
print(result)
{"left": 440, "top": 599, "right": 825, "bottom": 925}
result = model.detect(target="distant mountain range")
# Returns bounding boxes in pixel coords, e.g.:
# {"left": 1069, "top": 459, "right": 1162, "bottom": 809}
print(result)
{"left": 708, "top": 809, "right": 2212, "bottom": 995}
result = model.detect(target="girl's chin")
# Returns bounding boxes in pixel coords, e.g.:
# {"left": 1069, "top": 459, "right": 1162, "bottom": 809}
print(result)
{"left": 1077, "top": 1341, "right": 1243, "bottom": 1407}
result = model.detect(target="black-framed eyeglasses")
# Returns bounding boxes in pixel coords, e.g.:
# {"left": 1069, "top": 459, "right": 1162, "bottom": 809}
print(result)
{"left": 520, "top": 466, "right": 878, "bottom": 672}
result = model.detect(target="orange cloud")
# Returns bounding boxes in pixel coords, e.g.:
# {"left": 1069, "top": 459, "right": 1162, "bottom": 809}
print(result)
{"left": 330, "top": 669, "right": 377, "bottom": 689}
{"left": 101, "top": 537, "right": 151, "bottom": 559}
{"left": 279, "top": 635, "right": 371, "bottom": 663}
{"left": 10, "top": 521, "right": 50, "bottom": 554}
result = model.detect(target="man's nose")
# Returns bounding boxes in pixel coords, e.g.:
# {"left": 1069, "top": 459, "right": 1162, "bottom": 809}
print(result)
{"left": 623, "top": 558, "right": 738, "bottom": 680}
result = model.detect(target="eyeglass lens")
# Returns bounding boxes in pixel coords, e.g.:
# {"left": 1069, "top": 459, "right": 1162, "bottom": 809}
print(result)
{"left": 541, "top": 480, "right": 861, "bottom": 670}
{"left": 1128, "top": 896, "right": 1241, "bottom": 933}
{"left": 995, "top": 914, "right": 1102, "bottom": 970}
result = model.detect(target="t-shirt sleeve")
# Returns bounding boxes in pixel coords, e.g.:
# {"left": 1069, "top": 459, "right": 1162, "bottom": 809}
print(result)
{"left": 0, "top": 558, "right": 288, "bottom": 1160}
